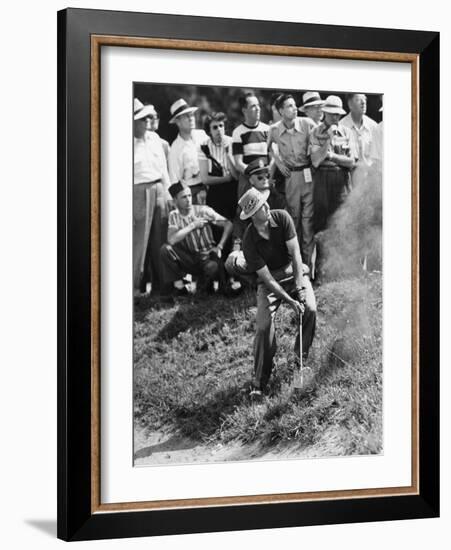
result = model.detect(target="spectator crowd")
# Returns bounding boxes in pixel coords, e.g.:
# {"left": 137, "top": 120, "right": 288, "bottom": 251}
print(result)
{"left": 134, "top": 89, "right": 382, "bottom": 298}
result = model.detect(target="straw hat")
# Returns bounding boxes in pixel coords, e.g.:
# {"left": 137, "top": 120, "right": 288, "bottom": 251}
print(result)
{"left": 299, "top": 91, "right": 324, "bottom": 112}
{"left": 134, "top": 98, "right": 157, "bottom": 120}
{"left": 169, "top": 98, "right": 198, "bottom": 124}
{"left": 321, "top": 95, "right": 346, "bottom": 115}
{"left": 239, "top": 188, "right": 270, "bottom": 220}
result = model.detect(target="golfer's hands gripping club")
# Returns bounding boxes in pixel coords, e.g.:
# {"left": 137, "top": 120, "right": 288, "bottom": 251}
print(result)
{"left": 293, "top": 287, "right": 306, "bottom": 315}
{"left": 288, "top": 296, "right": 304, "bottom": 316}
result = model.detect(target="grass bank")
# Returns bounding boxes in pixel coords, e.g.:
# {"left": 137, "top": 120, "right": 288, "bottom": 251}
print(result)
{"left": 134, "top": 272, "right": 382, "bottom": 457}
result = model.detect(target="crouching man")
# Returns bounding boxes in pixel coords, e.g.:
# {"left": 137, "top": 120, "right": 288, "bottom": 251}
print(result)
{"left": 226, "top": 187, "right": 316, "bottom": 397}
{"left": 160, "top": 182, "right": 233, "bottom": 295}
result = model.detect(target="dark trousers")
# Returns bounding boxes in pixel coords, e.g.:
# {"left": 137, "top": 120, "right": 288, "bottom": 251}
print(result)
{"left": 160, "top": 243, "right": 226, "bottom": 289}
{"left": 254, "top": 265, "right": 316, "bottom": 390}
{"left": 313, "top": 167, "right": 350, "bottom": 233}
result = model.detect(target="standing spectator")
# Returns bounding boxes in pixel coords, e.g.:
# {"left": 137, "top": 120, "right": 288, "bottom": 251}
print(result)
{"left": 232, "top": 92, "right": 270, "bottom": 199}
{"left": 199, "top": 112, "right": 238, "bottom": 221}
{"left": 298, "top": 91, "right": 324, "bottom": 126}
{"left": 340, "top": 93, "right": 378, "bottom": 187}
{"left": 160, "top": 183, "right": 233, "bottom": 296}
{"left": 310, "top": 95, "right": 357, "bottom": 233}
{"left": 168, "top": 98, "right": 208, "bottom": 204}
{"left": 232, "top": 92, "right": 270, "bottom": 245}
{"left": 268, "top": 93, "right": 316, "bottom": 268}
{"left": 133, "top": 99, "right": 170, "bottom": 295}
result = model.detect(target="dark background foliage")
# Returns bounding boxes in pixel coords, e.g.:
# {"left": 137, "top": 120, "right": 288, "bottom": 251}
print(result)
{"left": 134, "top": 81, "right": 383, "bottom": 144}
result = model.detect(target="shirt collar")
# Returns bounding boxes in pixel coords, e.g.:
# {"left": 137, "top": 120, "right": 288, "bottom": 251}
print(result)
{"left": 346, "top": 113, "right": 371, "bottom": 132}
{"left": 252, "top": 212, "right": 278, "bottom": 240}
{"left": 278, "top": 118, "right": 302, "bottom": 136}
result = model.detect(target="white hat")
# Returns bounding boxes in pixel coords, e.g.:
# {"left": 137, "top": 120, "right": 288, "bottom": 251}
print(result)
{"left": 169, "top": 98, "right": 198, "bottom": 124}
{"left": 134, "top": 98, "right": 157, "bottom": 120}
{"left": 239, "top": 188, "right": 270, "bottom": 220}
{"left": 321, "top": 95, "right": 346, "bottom": 115}
{"left": 299, "top": 91, "right": 324, "bottom": 112}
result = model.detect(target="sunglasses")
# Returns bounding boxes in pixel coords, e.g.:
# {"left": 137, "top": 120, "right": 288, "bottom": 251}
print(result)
{"left": 255, "top": 173, "right": 269, "bottom": 180}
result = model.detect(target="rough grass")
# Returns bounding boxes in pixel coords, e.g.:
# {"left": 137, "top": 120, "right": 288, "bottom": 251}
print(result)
{"left": 134, "top": 273, "right": 382, "bottom": 457}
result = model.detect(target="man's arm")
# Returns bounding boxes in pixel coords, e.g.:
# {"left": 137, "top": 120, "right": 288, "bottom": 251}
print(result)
{"left": 199, "top": 158, "right": 232, "bottom": 186}
{"left": 167, "top": 218, "right": 208, "bottom": 246}
{"left": 233, "top": 153, "right": 247, "bottom": 175}
{"left": 210, "top": 219, "right": 233, "bottom": 256}
{"left": 256, "top": 265, "right": 303, "bottom": 315}
{"left": 268, "top": 128, "right": 290, "bottom": 177}
{"left": 168, "top": 144, "right": 183, "bottom": 184}
{"left": 310, "top": 130, "right": 330, "bottom": 168}
{"left": 286, "top": 236, "right": 305, "bottom": 290}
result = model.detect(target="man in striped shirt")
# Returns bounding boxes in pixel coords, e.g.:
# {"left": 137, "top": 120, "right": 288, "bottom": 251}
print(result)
{"left": 160, "top": 182, "right": 233, "bottom": 295}
{"left": 232, "top": 92, "right": 270, "bottom": 199}
{"left": 232, "top": 92, "right": 270, "bottom": 245}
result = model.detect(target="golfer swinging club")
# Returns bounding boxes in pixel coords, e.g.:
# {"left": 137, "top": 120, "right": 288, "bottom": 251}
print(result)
{"left": 231, "top": 185, "right": 317, "bottom": 398}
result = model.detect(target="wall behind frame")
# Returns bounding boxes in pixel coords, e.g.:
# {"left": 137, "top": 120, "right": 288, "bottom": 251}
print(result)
{"left": 0, "top": 1, "right": 447, "bottom": 549}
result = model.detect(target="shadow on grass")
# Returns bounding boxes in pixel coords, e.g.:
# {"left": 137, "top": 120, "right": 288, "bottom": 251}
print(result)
{"left": 156, "top": 291, "right": 255, "bottom": 342}
{"left": 173, "top": 382, "right": 247, "bottom": 441}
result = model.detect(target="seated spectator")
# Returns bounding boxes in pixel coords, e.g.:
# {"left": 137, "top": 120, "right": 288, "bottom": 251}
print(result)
{"left": 160, "top": 182, "right": 233, "bottom": 296}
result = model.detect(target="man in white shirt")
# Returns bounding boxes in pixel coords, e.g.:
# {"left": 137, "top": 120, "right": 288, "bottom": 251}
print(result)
{"left": 340, "top": 93, "right": 378, "bottom": 187}
{"left": 168, "top": 98, "right": 208, "bottom": 204}
{"left": 133, "top": 100, "right": 170, "bottom": 294}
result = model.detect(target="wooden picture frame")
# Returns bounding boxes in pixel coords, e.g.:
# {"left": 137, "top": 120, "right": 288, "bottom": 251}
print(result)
{"left": 57, "top": 8, "right": 439, "bottom": 541}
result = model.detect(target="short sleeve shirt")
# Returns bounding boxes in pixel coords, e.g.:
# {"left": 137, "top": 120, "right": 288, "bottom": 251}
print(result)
{"left": 168, "top": 205, "right": 226, "bottom": 254}
{"left": 231, "top": 122, "right": 269, "bottom": 164}
{"left": 309, "top": 122, "right": 358, "bottom": 167}
{"left": 340, "top": 113, "right": 378, "bottom": 167}
{"left": 134, "top": 133, "right": 169, "bottom": 184}
{"left": 242, "top": 209, "right": 297, "bottom": 273}
{"left": 268, "top": 117, "right": 315, "bottom": 167}
{"left": 168, "top": 129, "right": 208, "bottom": 186}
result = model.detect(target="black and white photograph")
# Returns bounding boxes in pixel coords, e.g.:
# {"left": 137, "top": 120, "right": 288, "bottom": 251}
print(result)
{"left": 132, "top": 82, "right": 383, "bottom": 466}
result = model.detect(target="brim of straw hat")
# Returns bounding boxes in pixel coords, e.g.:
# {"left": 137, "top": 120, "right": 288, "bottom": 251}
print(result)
{"left": 134, "top": 104, "right": 157, "bottom": 120}
{"left": 240, "top": 189, "right": 270, "bottom": 220}
{"left": 321, "top": 105, "right": 346, "bottom": 115}
{"left": 298, "top": 99, "right": 325, "bottom": 112}
{"left": 169, "top": 106, "right": 198, "bottom": 124}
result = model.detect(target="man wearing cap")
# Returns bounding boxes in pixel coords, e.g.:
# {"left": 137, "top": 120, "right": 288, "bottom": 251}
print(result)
{"left": 133, "top": 99, "right": 171, "bottom": 294}
{"left": 160, "top": 182, "right": 233, "bottom": 295}
{"left": 298, "top": 91, "right": 324, "bottom": 126}
{"left": 340, "top": 93, "right": 378, "bottom": 188}
{"left": 267, "top": 93, "right": 316, "bottom": 268}
{"left": 231, "top": 187, "right": 316, "bottom": 397}
{"left": 309, "top": 95, "right": 358, "bottom": 233}
{"left": 168, "top": 98, "right": 208, "bottom": 204}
